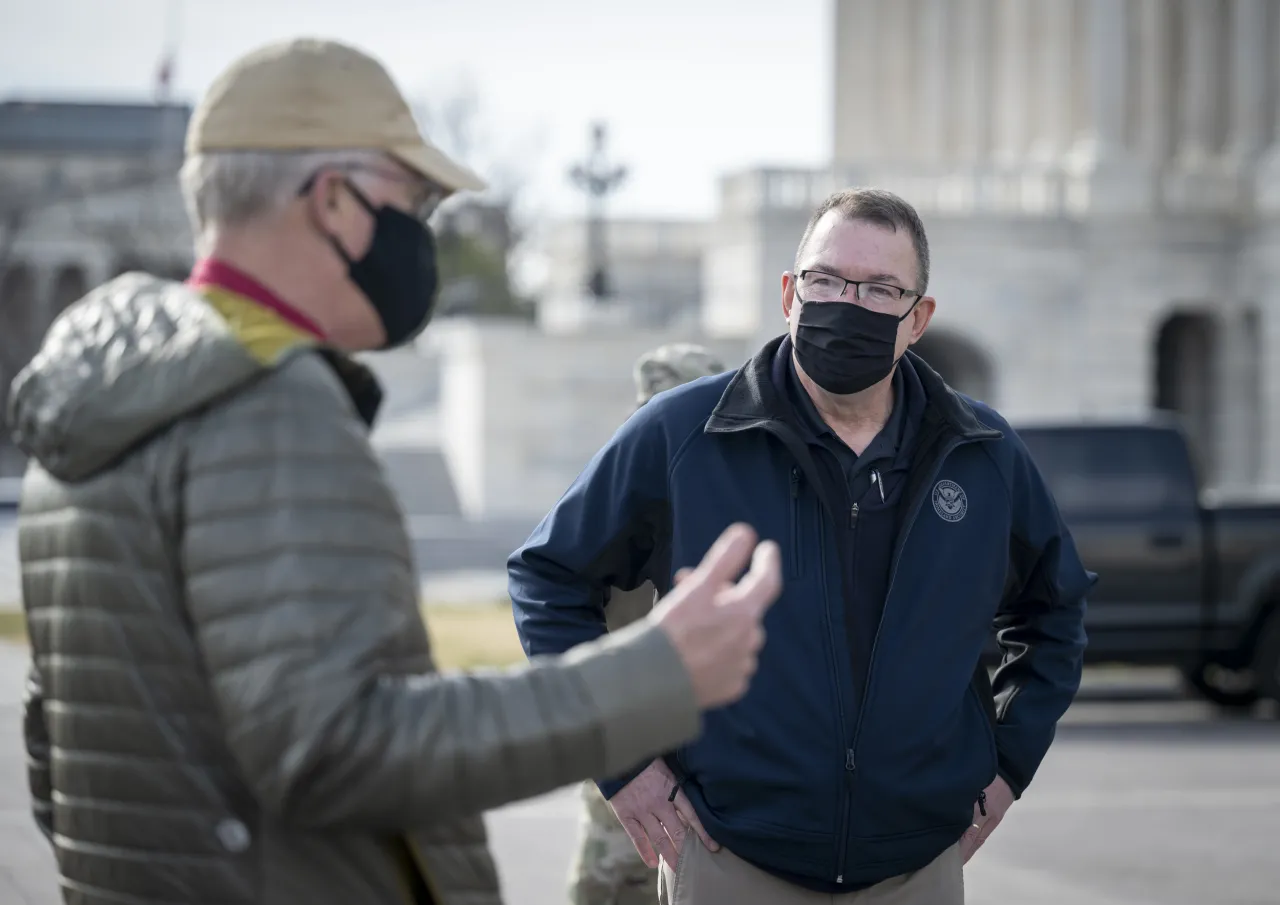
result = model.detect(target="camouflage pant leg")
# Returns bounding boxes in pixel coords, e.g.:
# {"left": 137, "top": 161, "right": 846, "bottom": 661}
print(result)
{"left": 567, "top": 780, "right": 658, "bottom": 905}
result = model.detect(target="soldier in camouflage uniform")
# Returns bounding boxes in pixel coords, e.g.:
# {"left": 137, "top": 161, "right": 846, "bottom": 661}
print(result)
{"left": 567, "top": 342, "right": 727, "bottom": 905}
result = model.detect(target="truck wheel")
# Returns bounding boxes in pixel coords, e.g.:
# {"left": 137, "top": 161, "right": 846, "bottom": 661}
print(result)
{"left": 1253, "top": 610, "right": 1280, "bottom": 704}
{"left": 1180, "top": 661, "right": 1260, "bottom": 709}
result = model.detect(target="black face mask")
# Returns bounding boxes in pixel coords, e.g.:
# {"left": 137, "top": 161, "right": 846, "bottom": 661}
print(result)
{"left": 793, "top": 298, "right": 919, "bottom": 395}
{"left": 328, "top": 182, "right": 440, "bottom": 349}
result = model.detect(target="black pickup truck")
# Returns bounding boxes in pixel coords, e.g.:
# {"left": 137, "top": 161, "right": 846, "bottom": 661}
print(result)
{"left": 1009, "top": 418, "right": 1280, "bottom": 708}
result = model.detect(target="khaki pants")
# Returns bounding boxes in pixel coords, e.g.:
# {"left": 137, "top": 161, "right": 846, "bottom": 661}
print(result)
{"left": 658, "top": 836, "right": 963, "bottom": 905}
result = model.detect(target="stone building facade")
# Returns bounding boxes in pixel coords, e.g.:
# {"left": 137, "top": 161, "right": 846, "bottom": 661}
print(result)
{"left": 424, "top": 319, "right": 744, "bottom": 519}
{"left": 703, "top": 0, "right": 1280, "bottom": 491}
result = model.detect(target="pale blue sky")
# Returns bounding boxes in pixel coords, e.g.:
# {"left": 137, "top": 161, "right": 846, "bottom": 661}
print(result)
{"left": 0, "top": 0, "right": 832, "bottom": 221}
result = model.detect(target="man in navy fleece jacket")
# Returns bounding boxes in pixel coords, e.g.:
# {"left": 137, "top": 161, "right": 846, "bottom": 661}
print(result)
{"left": 509, "top": 188, "right": 1093, "bottom": 905}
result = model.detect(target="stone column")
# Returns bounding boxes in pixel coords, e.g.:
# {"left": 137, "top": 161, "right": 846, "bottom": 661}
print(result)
{"left": 832, "top": 0, "right": 879, "bottom": 164}
{"left": 918, "top": 0, "right": 952, "bottom": 162}
{"left": 1133, "top": 0, "right": 1174, "bottom": 163}
{"left": 1084, "top": 0, "right": 1130, "bottom": 159}
{"left": 1256, "top": 2, "right": 1280, "bottom": 211}
{"left": 1030, "top": 0, "right": 1076, "bottom": 162}
{"left": 993, "top": 0, "right": 1032, "bottom": 162}
{"left": 955, "top": 0, "right": 994, "bottom": 162}
{"left": 1226, "top": 0, "right": 1270, "bottom": 162}
{"left": 1175, "top": 0, "right": 1225, "bottom": 165}
{"left": 881, "top": 0, "right": 919, "bottom": 161}
{"left": 1073, "top": 0, "right": 1155, "bottom": 214}
{"left": 1214, "top": 306, "right": 1264, "bottom": 488}
{"left": 1260, "top": 292, "right": 1280, "bottom": 486}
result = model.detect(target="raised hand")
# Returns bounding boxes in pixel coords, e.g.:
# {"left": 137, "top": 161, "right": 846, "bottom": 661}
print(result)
{"left": 650, "top": 523, "right": 782, "bottom": 709}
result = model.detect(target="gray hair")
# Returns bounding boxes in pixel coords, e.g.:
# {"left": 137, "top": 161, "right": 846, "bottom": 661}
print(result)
{"left": 794, "top": 187, "right": 931, "bottom": 294}
{"left": 179, "top": 148, "right": 387, "bottom": 253}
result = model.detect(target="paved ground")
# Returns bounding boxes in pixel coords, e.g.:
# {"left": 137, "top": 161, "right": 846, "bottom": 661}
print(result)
{"left": 0, "top": 642, "right": 1276, "bottom": 905}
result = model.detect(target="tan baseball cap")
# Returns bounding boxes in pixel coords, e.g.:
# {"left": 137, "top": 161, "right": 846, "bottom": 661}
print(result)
{"left": 186, "top": 38, "right": 486, "bottom": 195}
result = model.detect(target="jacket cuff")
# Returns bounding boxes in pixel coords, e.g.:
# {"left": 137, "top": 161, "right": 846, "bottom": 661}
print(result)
{"left": 995, "top": 754, "right": 1028, "bottom": 799}
{"left": 596, "top": 763, "right": 650, "bottom": 800}
{"left": 562, "top": 619, "right": 701, "bottom": 783}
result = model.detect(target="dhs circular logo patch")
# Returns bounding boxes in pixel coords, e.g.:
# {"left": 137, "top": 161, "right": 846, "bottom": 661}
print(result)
{"left": 932, "top": 480, "right": 968, "bottom": 522}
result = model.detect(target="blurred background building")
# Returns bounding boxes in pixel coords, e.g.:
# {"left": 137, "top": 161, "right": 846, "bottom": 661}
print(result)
{"left": 0, "top": 100, "right": 191, "bottom": 474}
{"left": 536, "top": 217, "right": 707, "bottom": 332}
{"left": 704, "top": 0, "right": 1280, "bottom": 495}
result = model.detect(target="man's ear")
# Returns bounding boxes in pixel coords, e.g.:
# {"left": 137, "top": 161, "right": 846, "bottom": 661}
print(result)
{"left": 782, "top": 272, "right": 797, "bottom": 320}
{"left": 304, "top": 169, "right": 348, "bottom": 232}
{"left": 910, "top": 296, "right": 937, "bottom": 341}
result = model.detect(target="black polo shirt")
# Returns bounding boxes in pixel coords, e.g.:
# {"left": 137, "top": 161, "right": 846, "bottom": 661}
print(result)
{"left": 784, "top": 350, "right": 924, "bottom": 688}
{"left": 777, "top": 353, "right": 926, "bottom": 894}
{"left": 785, "top": 358, "right": 911, "bottom": 502}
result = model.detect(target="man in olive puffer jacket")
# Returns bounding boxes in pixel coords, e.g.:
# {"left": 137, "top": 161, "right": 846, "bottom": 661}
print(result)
{"left": 7, "top": 37, "right": 781, "bottom": 905}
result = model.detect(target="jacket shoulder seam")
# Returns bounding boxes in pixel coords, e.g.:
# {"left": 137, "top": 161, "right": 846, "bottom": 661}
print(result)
{"left": 669, "top": 412, "right": 713, "bottom": 476}
{"left": 976, "top": 439, "right": 1015, "bottom": 509}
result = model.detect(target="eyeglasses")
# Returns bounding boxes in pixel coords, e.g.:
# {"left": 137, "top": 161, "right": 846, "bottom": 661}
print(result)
{"left": 298, "top": 164, "right": 447, "bottom": 224}
{"left": 794, "top": 269, "right": 921, "bottom": 312}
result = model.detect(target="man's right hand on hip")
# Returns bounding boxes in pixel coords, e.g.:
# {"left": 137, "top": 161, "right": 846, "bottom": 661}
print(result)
{"left": 609, "top": 523, "right": 779, "bottom": 869}
{"left": 608, "top": 758, "right": 719, "bottom": 869}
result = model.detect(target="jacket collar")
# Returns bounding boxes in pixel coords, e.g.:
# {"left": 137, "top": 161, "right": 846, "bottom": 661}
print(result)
{"left": 706, "top": 334, "right": 1000, "bottom": 443}
{"left": 317, "top": 349, "right": 384, "bottom": 427}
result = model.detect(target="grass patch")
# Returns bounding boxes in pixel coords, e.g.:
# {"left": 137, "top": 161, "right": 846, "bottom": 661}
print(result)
{"left": 0, "top": 602, "right": 527, "bottom": 671}
{"left": 423, "top": 601, "right": 526, "bottom": 670}
{"left": 0, "top": 609, "right": 26, "bottom": 640}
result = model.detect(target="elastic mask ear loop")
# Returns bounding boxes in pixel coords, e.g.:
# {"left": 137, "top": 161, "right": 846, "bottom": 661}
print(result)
{"left": 889, "top": 295, "right": 926, "bottom": 371}
{"left": 297, "top": 173, "right": 377, "bottom": 266}
{"left": 897, "top": 294, "right": 923, "bottom": 323}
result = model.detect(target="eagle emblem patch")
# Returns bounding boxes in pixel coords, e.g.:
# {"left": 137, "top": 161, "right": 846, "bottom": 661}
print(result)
{"left": 932, "top": 480, "right": 968, "bottom": 523}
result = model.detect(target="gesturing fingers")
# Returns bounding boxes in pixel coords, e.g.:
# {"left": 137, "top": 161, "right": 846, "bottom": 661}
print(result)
{"left": 717, "top": 540, "right": 783, "bottom": 615}
{"left": 688, "top": 523, "right": 759, "bottom": 590}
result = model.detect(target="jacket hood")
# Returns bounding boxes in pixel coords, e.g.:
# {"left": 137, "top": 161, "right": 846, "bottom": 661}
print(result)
{"left": 6, "top": 273, "right": 265, "bottom": 482}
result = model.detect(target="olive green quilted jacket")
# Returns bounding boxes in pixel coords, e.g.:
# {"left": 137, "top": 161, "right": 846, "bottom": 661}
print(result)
{"left": 8, "top": 273, "right": 700, "bottom": 905}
